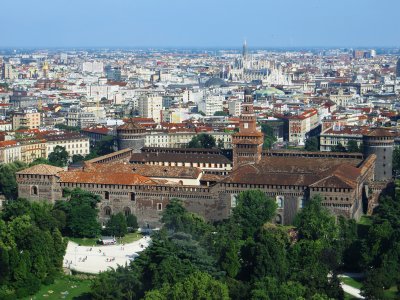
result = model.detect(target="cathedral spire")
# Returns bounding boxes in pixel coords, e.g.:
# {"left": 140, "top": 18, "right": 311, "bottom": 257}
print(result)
{"left": 242, "top": 39, "right": 248, "bottom": 59}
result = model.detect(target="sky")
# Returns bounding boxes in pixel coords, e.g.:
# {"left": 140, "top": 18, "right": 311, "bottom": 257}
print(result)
{"left": 1, "top": 0, "right": 399, "bottom": 48}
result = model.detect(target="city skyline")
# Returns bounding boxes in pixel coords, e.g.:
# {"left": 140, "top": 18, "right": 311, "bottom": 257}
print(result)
{"left": 2, "top": 0, "right": 400, "bottom": 48}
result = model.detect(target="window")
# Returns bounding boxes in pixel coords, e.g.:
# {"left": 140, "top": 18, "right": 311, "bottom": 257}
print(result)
{"left": 157, "top": 203, "right": 163, "bottom": 211}
{"left": 31, "top": 186, "right": 38, "bottom": 196}
{"left": 275, "top": 214, "right": 282, "bottom": 224}
{"left": 230, "top": 194, "right": 237, "bottom": 208}
{"left": 124, "top": 207, "right": 131, "bottom": 216}
{"left": 130, "top": 192, "right": 136, "bottom": 201}
{"left": 298, "top": 197, "right": 304, "bottom": 208}
{"left": 104, "top": 206, "right": 111, "bottom": 216}
{"left": 104, "top": 191, "right": 110, "bottom": 200}
{"left": 276, "top": 196, "right": 284, "bottom": 208}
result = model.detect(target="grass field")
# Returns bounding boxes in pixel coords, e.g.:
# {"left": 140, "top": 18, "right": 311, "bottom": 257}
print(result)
{"left": 68, "top": 232, "right": 142, "bottom": 246}
{"left": 23, "top": 276, "right": 92, "bottom": 300}
{"left": 358, "top": 215, "right": 372, "bottom": 226}
{"left": 341, "top": 276, "right": 399, "bottom": 299}
{"left": 341, "top": 277, "right": 363, "bottom": 289}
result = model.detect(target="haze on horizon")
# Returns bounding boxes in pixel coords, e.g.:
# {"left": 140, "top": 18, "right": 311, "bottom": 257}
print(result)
{"left": 2, "top": 0, "right": 399, "bottom": 48}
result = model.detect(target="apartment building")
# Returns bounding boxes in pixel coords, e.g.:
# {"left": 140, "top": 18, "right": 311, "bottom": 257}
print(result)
{"left": 12, "top": 109, "right": 41, "bottom": 129}
{"left": 138, "top": 94, "right": 163, "bottom": 123}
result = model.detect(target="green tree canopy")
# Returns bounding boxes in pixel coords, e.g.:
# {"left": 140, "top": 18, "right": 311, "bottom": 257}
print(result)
{"left": 188, "top": 133, "right": 216, "bottom": 149}
{"left": 232, "top": 190, "right": 277, "bottom": 238}
{"left": 214, "top": 111, "right": 228, "bottom": 116}
{"left": 48, "top": 145, "right": 69, "bottom": 167}
{"left": 347, "top": 140, "right": 360, "bottom": 152}
{"left": 305, "top": 136, "right": 319, "bottom": 151}
{"left": 126, "top": 214, "right": 138, "bottom": 231}
{"left": 294, "top": 195, "right": 338, "bottom": 244}
{"left": 144, "top": 271, "right": 229, "bottom": 300}
{"left": 105, "top": 212, "right": 128, "bottom": 237}
{"left": 0, "top": 161, "right": 27, "bottom": 200}
{"left": 55, "top": 188, "right": 101, "bottom": 238}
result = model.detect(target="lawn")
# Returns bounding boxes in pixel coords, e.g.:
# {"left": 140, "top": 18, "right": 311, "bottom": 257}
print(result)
{"left": 341, "top": 276, "right": 399, "bottom": 299}
{"left": 344, "top": 293, "right": 357, "bottom": 300}
{"left": 358, "top": 215, "right": 372, "bottom": 226}
{"left": 341, "top": 276, "right": 363, "bottom": 289}
{"left": 68, "top": 232, "right": 142, "bottom": 246}
{"left": 23, "top": 276, "right": 92, "bottom": 300}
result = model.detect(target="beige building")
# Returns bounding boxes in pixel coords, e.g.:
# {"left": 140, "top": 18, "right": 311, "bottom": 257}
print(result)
{"left": 138, "top": 94, "right": 163, "bottom": 123}
{"left": 20, "top": 140, "right": 46, "bottom": 164}
{"left": 12, "top": 110, "right": 41, "bottom": 130}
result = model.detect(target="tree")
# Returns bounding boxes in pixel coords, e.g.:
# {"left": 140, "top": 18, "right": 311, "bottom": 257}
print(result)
{"left": 161, "top": 199, "right": 212, "bottom": 240}
{"left": 187, "top": 133, "right": 216, "bottom": 149}
{"left": 251, "top": 276, "right": 307, "bottom": 300}
{"left": 144, "top": 271, "right": 229, "bottom": 300}
{"left": 305, "top": 136, "right": 319, "bottom": 151}
{"left": 241, "top": 225, "right": 289, "bottom": 282}
{"left": 69, "top": 204, "right": 101, "bottom": 238}
{"left": 0, "top": 161, "right": 27, "bottom": 200}
{"left": 293, "top": 195, "right": 338, "bottom": 244}
{"left": 91, "top": 266, "right": 143, "bottom": 300}
{"left": 0, "top": 199, "right": 67, "bottom": 298}
{"left": 29, "top": 157, "right": 51, "bottom": 167}
{"left": 232, "top": 190, "right": 277, "bottom": 238}
{"left": 214, "top": 111, "right": 228, "bottom": 116}
{"left": 56, "top": 188, "right": 101, "bottom": 238}
{"left": 105, "top": 213, "right": 128, "bottom": 237}
{"left": 331, "top": 142, "right": 346, "bottom": 152}
{"left": 126, "top": 214, "right": 138, "bottom": 231}
{"left": 261, "top": 124, "right": 277, "bottom": 150}
{"left": 48, "top": 145, "right": 69, "bottom": 167}
{"left": 85, "top": 136, "right": 115, "bottom": 160}
{"left": 347, "top": 140, "right": 360, "bottom": 152}
{"left": 71, "top": 154, "right": 85, "bottom": 164}
{"left": 393, "top": 147, "right": 400, "bottom": 176}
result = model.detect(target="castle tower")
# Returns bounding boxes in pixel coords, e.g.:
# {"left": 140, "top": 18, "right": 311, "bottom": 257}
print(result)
{"left": 363, "top": 128, "right": 395, "bottom": 181}
{"left": 117, "top": 119, "right": 146, "bottom": 152}
{"left": 232, "top": 88, "right": 264, "bottom": 168}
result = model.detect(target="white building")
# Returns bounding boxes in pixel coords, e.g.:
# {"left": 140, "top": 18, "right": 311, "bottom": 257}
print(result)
{"left": 198, "top": 94, "right": 224, "bottom": 116}
{"left": 82, "top": 61, "right": 104, "bottom": 74}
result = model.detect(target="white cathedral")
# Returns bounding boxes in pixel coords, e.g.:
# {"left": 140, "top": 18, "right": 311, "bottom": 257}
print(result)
{"left": 227, "top": 41, "right": 291, "bottom": 85}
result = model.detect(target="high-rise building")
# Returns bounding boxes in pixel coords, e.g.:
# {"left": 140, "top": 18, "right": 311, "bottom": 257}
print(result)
{"left": 138, "top": 94, "right": 163, "bottom": 123}
{"left": 1, "top": 63, "right": 14, "bottom": 80}
{"left": 396, "top": 57, "right": 400, "bottom": 78}
{"left": 105, "top": 65, "right": 122, "bottom": 81}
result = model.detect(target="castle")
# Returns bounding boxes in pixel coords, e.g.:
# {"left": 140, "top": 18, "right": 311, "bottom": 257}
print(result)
{"left": 16, "top": 90, "right": 394, "bottom": 228}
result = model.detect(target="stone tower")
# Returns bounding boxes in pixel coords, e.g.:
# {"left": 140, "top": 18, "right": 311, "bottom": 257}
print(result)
{"left": 363, "top": 128, "right": 395, "bottom": 181}
{"left": 117, "top": 119, "right": 146, "bottom": 152}
{"left": 232, "top": 88, "right": 264, "bottom": 169}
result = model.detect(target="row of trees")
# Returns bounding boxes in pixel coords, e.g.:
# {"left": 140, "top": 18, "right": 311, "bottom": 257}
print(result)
{"left": 90, "top": 191, "right": 353, "bottom": 299}
{"left": 0, "top": 199, "right": 67, "bottom": 299}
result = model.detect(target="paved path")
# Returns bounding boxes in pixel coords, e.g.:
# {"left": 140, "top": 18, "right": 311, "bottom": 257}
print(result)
{"left": 63, "top": 236, "right": 151, "bottom": 274}
{"left": 341, "top": 283, "right": 364, "bottom": 299}
{"left": 339, "top": 274, "right": 365, "bottom": 299}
